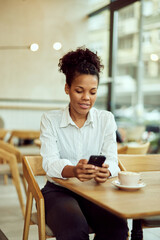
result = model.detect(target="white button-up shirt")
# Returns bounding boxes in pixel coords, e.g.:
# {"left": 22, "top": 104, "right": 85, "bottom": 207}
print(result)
{"left": 40, "top": 106, "right": 120, "bottom": 182}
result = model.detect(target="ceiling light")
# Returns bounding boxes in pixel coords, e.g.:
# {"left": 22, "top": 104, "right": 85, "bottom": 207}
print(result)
{"left": 30, "top": 43, "right": 39, "bottom": 52}
{"left": 53, "top": 42, "right": 62, "bottom": 51}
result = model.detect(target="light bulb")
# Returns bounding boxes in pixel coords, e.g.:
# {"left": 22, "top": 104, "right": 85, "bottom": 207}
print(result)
{"left": 30, "top": 43, "right": 39, "bottom": 52}
{"left": 53, "top": 42, "right": 62, "bottom": 51}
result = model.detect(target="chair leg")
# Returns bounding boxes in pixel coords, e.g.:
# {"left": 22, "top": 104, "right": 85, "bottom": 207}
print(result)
{"left": 23, "top": 190, "right": 33, "bottom": 240}
{"left": 10, "top": 158, "right": 25, "bottom": 216}
{"left": 3, "top": 160, "right": 8, "bottom": 185}
{"left": 37, "top": 199, "right": 46, "bottom": 240}
{"left": 3, "top": 174, "right": 8, "bottom": 185}
{"left": 20, "top": 174, "right": 27, "bottom": 196}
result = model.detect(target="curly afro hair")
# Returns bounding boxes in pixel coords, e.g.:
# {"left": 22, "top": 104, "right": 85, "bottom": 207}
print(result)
{"left": 58, "top": 46, "right": 104, "bottom": 87}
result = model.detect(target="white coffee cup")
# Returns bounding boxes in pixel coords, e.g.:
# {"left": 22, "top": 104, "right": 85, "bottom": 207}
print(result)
{"left": 118, "top": 171, "right": 141, "bottom": 186}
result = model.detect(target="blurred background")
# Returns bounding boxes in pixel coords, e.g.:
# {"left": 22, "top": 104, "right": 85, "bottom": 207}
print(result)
{"left": 0, "top": 0, "right": 160, "bottom": 153}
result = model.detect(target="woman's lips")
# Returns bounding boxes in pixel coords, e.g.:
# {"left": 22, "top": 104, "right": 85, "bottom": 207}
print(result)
{"left": 79, "top": 103, "right": 90, "bottom": 109}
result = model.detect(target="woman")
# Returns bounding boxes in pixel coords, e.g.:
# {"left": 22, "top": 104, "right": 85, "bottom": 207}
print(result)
{"left": 40, "top": 47, "right": 128, "bottom": 240}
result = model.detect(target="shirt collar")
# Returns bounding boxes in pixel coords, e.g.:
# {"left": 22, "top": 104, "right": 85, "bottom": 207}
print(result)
{"left": 60, "top": 105, "right": 94, "bottom": 128}
{"left": 85, "top": 108, "right": 94, "bottom": 128}
{"left": 60, "top": 105, "right": 73, "bottom": 128}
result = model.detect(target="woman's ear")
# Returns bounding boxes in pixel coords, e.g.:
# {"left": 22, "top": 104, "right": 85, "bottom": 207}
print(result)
{"left": 65, "top": 84, "right": 69, "bottom": 95}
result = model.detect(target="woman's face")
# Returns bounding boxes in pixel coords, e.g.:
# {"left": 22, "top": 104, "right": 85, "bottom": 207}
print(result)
{"left": 65, "top": 74, "right": 98, "bottom": 119}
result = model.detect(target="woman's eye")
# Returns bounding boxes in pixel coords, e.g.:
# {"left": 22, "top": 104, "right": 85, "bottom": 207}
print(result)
{"left": 76, "top": 90, "right": 82, "bottom": 93}
{"left": 91, "top": 92, "right": 96, "bottom": 95}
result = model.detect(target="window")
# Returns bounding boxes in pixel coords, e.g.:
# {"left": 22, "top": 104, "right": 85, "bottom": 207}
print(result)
{"left": 119, "top": 35, "right": 133, "bottom": 49}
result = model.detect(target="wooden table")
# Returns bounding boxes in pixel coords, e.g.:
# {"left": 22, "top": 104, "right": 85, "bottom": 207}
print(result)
{"left": 53, "top": 171, "right": 160, "bottom": 239}
{"left": 34, "top": 138, "right": 41, "bottom": 147}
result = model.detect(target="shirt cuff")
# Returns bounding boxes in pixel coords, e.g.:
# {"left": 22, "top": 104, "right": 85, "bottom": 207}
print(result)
{"left": 46, "top": 159, "right": 74, "bottom": 179}
{"left": 107, "top": 161, "right": 120, "bottom": 177}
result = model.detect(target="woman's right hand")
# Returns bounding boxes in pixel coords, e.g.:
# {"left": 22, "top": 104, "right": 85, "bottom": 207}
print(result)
{"left": 73, "top": 159, "right": 98, "bottom": 182}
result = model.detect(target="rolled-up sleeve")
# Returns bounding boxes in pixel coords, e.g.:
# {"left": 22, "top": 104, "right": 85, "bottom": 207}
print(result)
{"left": 40, "top": 113, "right": 73, "bottom": 179}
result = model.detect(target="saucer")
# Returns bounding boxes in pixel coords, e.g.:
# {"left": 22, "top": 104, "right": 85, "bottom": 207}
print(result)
{"left": 112, "top": 180, "right": 146, "bottom": 191}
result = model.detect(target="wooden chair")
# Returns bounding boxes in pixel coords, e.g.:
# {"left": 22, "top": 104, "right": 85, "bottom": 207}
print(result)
{"left": 118, "top": 154, "right": 160, "bottom": 235}
{"left": 0, "top": 140, "right": 27, "bottom": 193}
{"left": 118, "top": 142, "right": 150, "bottom": 155}
{"left": 125, "top": 142, "right": 150, "bottom": 154}
{"left": 22, "top": 155, "right": 95, "bottom": 240}
{"left": 117, "top": 145, "right": 128, "bottom": 154}
{"left": 0, "top": 148, "right": 25, "bottom": 216}
{"left": 8, "top": 130, "right": 40, "bottom": 156}
{"left": 0, "top": 129, "right": 8, "bottom": 140}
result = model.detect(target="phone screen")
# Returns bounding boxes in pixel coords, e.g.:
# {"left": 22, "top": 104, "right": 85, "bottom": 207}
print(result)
{"left": 88, "top": 155, "right": 106, "bottom": 167}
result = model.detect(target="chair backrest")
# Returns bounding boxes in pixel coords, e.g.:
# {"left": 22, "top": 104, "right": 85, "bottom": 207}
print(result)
{"left": 0, "top": 140, "right": 22, "bottom": 163}
{"left": 22, "top": 155, "right": 49, "bottom": 239}
{"left": 23, "top": 156, "right": 46, "bottom": 204}
{"left": 117, "top": 145, "right": 128, "bottom": 154}
{"left": 125, "top": 142, "right": 150, "bottom": 154}
{"left": 118, "top": 154, "right": 160, "bottom": 172}
{"left": 23, "top": 155, "right": 45, "bottom": 177}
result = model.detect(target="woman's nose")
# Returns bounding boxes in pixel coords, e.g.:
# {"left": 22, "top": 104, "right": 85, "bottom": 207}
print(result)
{"left": 82, "top": 92, "right": 90, "bottom": 100}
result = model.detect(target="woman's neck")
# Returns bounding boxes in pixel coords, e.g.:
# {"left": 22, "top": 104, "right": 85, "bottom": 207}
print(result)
{"left": 69, "top": 107, "right": 88, "bottom": 128}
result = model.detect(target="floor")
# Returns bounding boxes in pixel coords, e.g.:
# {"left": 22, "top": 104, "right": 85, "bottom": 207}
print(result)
{"left": 0, "top": 175, "right": 160, "bottom": 240}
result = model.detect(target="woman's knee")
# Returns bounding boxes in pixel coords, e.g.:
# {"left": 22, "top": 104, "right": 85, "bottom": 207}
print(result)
{"left": 56, "top": 221, "right": 89, "bottom": 240}
{"left": 46, "top": 203, "right": 90, "bottom": 240}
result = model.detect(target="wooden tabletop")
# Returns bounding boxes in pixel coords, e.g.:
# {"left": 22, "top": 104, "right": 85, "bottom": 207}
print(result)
{"left": 53, "top": 171, "right": 160, "bottom": 220}
{"left": 34, "top": 139, "right": 41, "bottom": 147}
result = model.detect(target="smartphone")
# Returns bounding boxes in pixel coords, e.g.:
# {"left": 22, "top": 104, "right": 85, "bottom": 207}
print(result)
{"left": 88, "top": 155, "right": 106, "bottom": 167}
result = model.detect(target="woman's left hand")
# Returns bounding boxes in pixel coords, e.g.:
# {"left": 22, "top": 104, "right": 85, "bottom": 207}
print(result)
{"left": 94, "top": 163, "right": 111, "bottom": 183}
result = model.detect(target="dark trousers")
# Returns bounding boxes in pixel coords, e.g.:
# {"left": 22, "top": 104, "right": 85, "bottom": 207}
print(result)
{"left": 41, "top": 181, "right": 128, "bottom": 240}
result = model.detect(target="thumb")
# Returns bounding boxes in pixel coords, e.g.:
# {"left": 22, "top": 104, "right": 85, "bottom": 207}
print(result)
{"left": 79, "top": 159, "right": 88, "bottom": 164}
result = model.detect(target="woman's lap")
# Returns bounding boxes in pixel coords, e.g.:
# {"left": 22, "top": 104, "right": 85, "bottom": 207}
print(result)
{"left": 41, "top": 181, "right": 128, "bottom": 240}
{"left": 41, "top": 181, "right": 90, "bottom": 240}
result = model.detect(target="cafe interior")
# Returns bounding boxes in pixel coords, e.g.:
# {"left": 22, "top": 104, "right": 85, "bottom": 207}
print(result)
{"left": 0, "top": 0, "right": 160, "bottom": 239}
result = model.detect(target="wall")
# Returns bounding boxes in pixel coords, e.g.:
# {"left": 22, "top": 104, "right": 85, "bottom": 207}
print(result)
{"left": 0, "top": 0, "right": 90, "bottom": 129}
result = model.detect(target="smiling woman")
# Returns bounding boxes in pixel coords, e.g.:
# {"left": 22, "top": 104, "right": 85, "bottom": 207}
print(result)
{"left": 64, "top": 74, "right": 98, "bottom": 127}
{"left": 57, "top": 47, "right": 104, "bottom": 128}
{"left": 40, "top": 46, "right": 128, "bottom": 240}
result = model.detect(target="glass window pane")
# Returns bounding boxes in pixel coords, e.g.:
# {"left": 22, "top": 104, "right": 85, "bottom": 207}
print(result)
{"left": 143, "top": 0, "right": 160, "bottom": 112}
{"left": 114, "top": 0, "right": 160, "bottom": 127}
{"left": 115, "top": 2, "right": 140, "bottom": 123}
{"left": 87, "top": 9, "right": 110, "bottom": 109}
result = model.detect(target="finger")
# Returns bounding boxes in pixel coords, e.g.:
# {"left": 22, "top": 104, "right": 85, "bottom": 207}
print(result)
{"left": 96, "top": 170, "right": 110, "bottom": 178}
{"left": 84, "top": 164, "right": 98, "bottom": 170}
{"left": 102, "top": 163, "right": 109, "bottom": 168}
{"left": 94, "top": 177, "right": 107, "bottom": 183}
{"left": 79, "top": 178, "right": 91, "bottom": 182}
{"left": 78, "top": 162, "right": 94, "bottom": 171}
{"left": 79, "top": 159, "right": 88, "bottom": 164}
{"left": 79, "top": 173, "right": 96, "bottom": 179}
{"left": 97, "top": 167, "right": 108, "bottom": 174}
{"left": 83, "top": 169, "right": 98, "bottom": 175}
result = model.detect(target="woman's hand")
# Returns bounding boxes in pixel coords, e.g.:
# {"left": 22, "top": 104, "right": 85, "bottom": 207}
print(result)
{"left": 94, "top": 163, "right": 111, "bottom": 183}
{"left": 74, "top": 159, "right": 98, "bottom": 182}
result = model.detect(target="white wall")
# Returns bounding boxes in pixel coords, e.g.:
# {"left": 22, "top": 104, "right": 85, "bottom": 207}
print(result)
{"left": 0, "top": 101, "right": 68, "bottom": 130}
{"left": 0, "top": 0, "right": 90, "bottom": 129}
{"left": 0, "top": 0, "right": 89, "bottom": 101}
